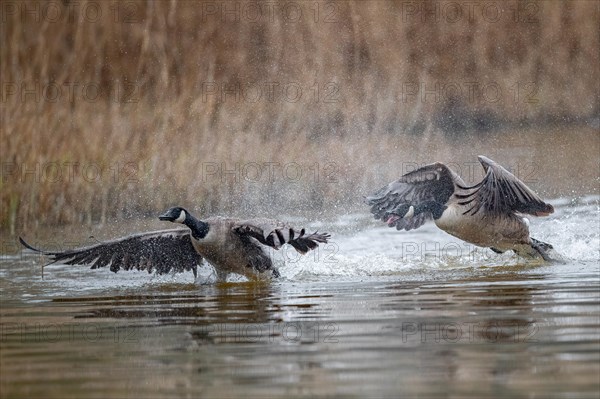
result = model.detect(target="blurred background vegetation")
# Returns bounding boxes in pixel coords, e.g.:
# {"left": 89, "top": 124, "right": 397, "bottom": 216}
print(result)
{"left": 1, "top": 0, "right": 599, "bottom": 234}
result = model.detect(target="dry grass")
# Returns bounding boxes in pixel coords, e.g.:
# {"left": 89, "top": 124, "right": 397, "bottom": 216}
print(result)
{"left": 1, "top": 0, "right": 599, "bottom": 235}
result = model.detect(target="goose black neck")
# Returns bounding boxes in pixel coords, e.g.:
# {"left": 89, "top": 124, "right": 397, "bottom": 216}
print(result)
{"left": 184, "top": 215, "right": 209, "bottom": 240}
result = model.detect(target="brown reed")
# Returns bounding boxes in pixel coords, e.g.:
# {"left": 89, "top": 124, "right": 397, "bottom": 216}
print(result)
{"left": 1, "top": 0, "right": 599, "bottom": 235}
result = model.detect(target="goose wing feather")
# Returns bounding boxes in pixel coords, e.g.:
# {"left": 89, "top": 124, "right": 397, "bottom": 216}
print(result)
{"left": 232, "top": 219, "right": 330, "bottom": 254}
{"left": 19, "top": 229, "right": 202, "bottom": 276}
{"left": 366, "top": 162, "right": 461, "bottom": 230}
{"left": 457, "top": 156, "right": 554, "bottom": 217}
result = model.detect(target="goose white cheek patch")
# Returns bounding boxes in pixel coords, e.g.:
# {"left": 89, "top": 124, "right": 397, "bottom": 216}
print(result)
{"left": 175, "top": 210, "right": 186, "bottom": 223}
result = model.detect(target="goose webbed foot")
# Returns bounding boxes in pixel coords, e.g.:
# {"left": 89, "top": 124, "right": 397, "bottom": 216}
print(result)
{"left": 530, "top": 238, "right": 554, "bottom": 262}
{"left": 215, "top": 269, "right": 229, "bottom": 282}
{"left": 385, "top": 204, "right": 414, "bottom": 225}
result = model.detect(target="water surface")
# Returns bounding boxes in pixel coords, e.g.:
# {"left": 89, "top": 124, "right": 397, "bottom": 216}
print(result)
{"left": 1, "top": 197, "right": 599, "bottom": 398}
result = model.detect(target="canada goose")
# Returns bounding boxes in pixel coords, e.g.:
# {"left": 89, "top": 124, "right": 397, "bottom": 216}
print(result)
{"left": 366, "top": 156, "right": 556, "bottom": 261}
{"left": 19, "top": 207, "right": 330, "bottom": 281}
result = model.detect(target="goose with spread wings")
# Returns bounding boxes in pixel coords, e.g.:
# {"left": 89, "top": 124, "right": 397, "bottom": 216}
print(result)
{"left": 366, "top": 156, "right": 556, "bottom": 260}
{"left": 20, "top": 207, "right": 330, "bottom": 280}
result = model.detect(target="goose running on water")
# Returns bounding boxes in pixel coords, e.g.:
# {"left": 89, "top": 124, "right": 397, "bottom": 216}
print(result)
{"left": 366, "top": 156, "right": 557, "bottom": 261}
{"left": 20, "top": 207, "right": 331, "bottom": 281}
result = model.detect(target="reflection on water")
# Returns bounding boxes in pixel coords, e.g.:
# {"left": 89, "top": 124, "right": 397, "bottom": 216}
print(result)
{"left": 1, "top": 274, "right": 598, "bottom": 398}
{"left": 1, "top": 199, "right": 599, "bottom": 398}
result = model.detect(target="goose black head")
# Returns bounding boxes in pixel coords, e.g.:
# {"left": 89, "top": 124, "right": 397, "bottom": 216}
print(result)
{"left": 159, "top": 207, "right": 189, "bottom": 224}
{"left": 159, "top": 207, "right": 209, "bottom": 240}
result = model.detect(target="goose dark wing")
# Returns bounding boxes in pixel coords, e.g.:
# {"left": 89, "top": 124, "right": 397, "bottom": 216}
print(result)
{"left": 19, "top": 229, "right": 202, "bottom": 276}
{"left": 366, "top": 162, "right": 460, "bottom": 231}
{"left": 457, "top": 155, "right": 554, "bottom": 217}
{"left": 232, "top": 219, "right": 330, "bottom": 254}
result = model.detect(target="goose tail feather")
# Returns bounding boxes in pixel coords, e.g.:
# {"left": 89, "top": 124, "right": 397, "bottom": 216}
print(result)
{"left": 19, "top": 237, "right": 52, "bottom": 255}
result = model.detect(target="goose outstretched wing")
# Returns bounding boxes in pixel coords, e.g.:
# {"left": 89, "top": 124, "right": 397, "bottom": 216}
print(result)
{"left": 20, "top": 229, "right": 202, "bottom": 276}
{"left": 232, "top": 219, "right": 330, "bottom": 254}
{"left": 456, "top": 156, "right": 554, "bottom": 217}
{"left": 366, "top": 163, "right": 461, "bottom": 230}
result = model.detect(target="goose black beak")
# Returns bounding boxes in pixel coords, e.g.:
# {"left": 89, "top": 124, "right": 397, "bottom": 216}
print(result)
{"left": 159, "top": 212, "right": 175, "bottom": 221}
{"left": 159, "top": 207, "right": 186, "bottom": 223}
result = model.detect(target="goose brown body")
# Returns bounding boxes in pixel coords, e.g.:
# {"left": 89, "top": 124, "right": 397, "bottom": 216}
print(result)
{"left": 188, "top": 216, "right": 329, "bottom": 279}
